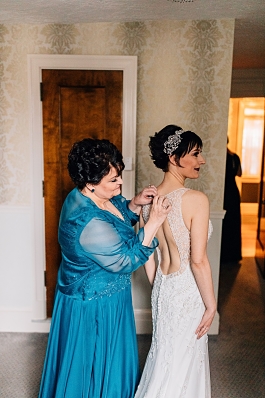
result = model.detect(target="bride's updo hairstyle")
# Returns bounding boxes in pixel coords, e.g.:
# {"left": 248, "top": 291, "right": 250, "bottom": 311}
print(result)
{"left": 68, "top": 138, "right": 124, "bottom": 189}
{"left": 149, "top": 124, "right": 203, "bottom": 172}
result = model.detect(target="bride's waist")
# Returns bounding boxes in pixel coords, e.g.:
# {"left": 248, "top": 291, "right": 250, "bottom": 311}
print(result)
{"left": 158, "top": 259, "right": 190, "bottom": 276}
{"left": 153, "top": 266, "right": 199, "bottom": 297}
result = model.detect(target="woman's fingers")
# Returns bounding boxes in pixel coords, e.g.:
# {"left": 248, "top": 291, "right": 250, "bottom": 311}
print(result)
{"left": 156, "top": 195, "right": 171, "bottom": 210}
{"left": 151, "top": 195, "right": 171, "bottom": 219}
{"left": 142, "top": 189, "right": 171, "bottom": 211}
{"left": 145, "top": 185, "right": 157, "bottom": 199}
{"left": 133, "top": 186, "right": 158, "bottom": 206}
{"left": 141, "top": 185, "right": 158, "bottom": 201}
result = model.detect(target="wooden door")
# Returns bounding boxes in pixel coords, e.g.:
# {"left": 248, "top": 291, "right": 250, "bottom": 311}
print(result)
{"left": 42, "top": 69, "right": 123, "bottom": 316}
{"left": 255, "top": 100, "right": 265, "bottom": 278}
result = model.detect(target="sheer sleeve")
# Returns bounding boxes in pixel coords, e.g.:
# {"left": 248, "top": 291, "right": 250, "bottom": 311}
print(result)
{"left": 79, "top": 217, "right": 158, "bottom": 273}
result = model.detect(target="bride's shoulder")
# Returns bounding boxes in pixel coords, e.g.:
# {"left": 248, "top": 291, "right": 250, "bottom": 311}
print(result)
{"left": 183, "top": 189, "right": 209, "bottom": 208}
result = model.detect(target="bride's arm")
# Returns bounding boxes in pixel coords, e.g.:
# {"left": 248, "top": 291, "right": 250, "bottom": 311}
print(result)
{"left": 185, "top": 191, "right": 217, "bottom": 339}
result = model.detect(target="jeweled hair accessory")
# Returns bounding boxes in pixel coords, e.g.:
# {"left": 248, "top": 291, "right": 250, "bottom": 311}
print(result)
{"left": 163, "top": 129, "right": 184, "bottom": 155}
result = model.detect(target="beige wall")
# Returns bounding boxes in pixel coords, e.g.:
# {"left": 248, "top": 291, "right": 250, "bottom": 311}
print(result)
{"left": 0, "top": 19, "right": 234, "bottom": 209}
{"left": 0, "top": 19, "right": 234, "bottom": 332}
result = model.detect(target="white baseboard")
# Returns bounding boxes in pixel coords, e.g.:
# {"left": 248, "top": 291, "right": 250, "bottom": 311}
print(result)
{"left": 134, "top": 309, "right": 152, "bottom": 334}
{"left": 0, "top": 306, "right": 219, "bottom": 335}
{"left": 0, "top": 309, "right": 51, "bottom": 333}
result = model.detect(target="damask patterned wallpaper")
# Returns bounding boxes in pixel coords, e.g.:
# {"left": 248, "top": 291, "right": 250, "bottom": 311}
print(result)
{"left": 0, "top": 19, "right": 234, "bottom": 210}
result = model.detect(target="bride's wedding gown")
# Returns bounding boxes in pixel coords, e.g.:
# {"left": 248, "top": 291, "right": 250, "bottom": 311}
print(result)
{"left": 135, "top": 188, "right": 213, "bottom": 398}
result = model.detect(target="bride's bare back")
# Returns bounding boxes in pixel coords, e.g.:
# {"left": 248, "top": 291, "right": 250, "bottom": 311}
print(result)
{"left": 156, "top": 189, "right": 192, "bottom": 276}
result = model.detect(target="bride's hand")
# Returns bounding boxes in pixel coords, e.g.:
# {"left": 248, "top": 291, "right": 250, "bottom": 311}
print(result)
{"left": 195, "top": 307, "right": 216, "bottom": 339}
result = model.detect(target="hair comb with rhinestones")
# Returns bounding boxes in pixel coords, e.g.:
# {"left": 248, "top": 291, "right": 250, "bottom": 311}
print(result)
{"left": 163, "top": 129, "right": 184, "bottom": 156}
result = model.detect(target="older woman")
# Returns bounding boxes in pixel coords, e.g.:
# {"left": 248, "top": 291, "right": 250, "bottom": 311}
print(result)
{"left": 38, "top": 138, "right": 171, "bottom": 398}
{"left": 135, "top": 125, "right": 216, "bottom": 398}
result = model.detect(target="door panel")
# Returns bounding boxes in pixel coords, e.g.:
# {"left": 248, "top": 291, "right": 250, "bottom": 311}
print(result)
{"left": 60, "top": 86, "right": 106, "bottom": 199}
{"left": 42, "top": 69, "right": 123, "bottom": 316}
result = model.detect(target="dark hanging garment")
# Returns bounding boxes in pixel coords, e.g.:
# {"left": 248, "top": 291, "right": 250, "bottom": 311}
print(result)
{"left": 221, "top": 151, "right": 242, "bottom": 263}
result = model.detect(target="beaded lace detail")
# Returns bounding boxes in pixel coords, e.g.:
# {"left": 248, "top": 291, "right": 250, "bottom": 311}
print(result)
{"left": 136, "top": 188, "right": 212, "bottom": 398}
{"left": 142, "top": 188, "right": 212, "bottom": 276}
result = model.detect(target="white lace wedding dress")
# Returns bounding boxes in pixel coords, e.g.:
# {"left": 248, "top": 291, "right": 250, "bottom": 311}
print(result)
{"left": 135, "top": 188, "right": 213, "bottom": 398}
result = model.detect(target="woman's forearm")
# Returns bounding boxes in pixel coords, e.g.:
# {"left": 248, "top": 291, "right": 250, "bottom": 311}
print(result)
{"left": 128, "top": 197, "right": 142, "bottom": 215}
{"left": 144, "top": 253, "right": 156, "bottom": 285}
{"left": 142, "top": 219, "right": 161, "bottom": 247}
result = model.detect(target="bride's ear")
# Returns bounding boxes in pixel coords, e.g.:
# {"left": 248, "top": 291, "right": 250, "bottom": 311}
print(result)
{"left": 169, "top": 155, "right": 177, "bottom": 166}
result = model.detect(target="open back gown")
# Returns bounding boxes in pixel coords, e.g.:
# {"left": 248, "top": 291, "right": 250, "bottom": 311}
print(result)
{"left": 135, "top": 188, "right": 213, "bottom": 398}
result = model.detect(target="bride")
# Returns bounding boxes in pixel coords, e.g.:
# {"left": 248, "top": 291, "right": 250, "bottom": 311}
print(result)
{"left": 135, "top": 125, "right": 216, "bottom": 398}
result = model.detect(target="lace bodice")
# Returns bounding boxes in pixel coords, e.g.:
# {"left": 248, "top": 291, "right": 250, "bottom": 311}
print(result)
{"left": 142, "top": 188, "right": 213, "bottom": 275}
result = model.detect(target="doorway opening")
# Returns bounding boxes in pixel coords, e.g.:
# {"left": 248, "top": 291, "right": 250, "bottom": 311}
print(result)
{"left": 227, "top": 97, "right": 265, "bottom": 257}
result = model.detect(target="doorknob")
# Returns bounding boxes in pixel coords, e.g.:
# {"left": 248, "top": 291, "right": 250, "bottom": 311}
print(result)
{"left": 262, "top": 199, "right": 265, "bottom": 205}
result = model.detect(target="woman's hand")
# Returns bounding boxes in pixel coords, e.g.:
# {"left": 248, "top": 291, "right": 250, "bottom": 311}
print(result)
{"left": 142, "top": 195, "right": 171, "bottom": 247}
{"left": 195, "top": 307, "right": 216, "bottom": 339}
{"left": 129, "top": 185, "right": 158, "bottom": 214}
{"left": 148, "top": 195, "right": 171, "bottom": 226}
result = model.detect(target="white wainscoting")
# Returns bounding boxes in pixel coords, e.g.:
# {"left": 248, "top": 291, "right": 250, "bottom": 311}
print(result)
{"left": 0, "top": 206, "right": 48, "bottom": 332}
{"left": 0, "top": 207, "right": 224, "bottom": 334}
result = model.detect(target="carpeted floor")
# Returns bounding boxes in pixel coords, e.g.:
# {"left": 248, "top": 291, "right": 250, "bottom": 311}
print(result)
{"left": 0, "top": 257, "right": 264, "bottom": 398}
{"left": 138, "top": 257, "right": 265, "bottom": 398}
{"left": 209, "top": 258, "right": 265, "bottom": 397}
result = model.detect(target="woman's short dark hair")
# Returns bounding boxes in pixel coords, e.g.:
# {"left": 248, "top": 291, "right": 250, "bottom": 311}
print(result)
{"left": 149, "top": 124, "right": 203, "bottom": 172}
{"left": 68, "top": 138, "right": 124, "bottom": 189}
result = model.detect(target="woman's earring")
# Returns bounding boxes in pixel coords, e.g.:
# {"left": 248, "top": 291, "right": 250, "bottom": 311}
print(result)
{"left": 86, "top": 184, "right": 95, "bottom": 193}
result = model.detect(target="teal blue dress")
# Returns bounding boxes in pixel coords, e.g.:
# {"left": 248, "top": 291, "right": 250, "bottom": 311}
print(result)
{"left": 39, "top": 188, "right": 158, "bottom": 398}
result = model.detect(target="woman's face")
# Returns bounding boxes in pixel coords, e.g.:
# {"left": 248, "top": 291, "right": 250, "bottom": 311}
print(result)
{"left": 94, "top": 166, "right": 123, "bottom": 199}
{"left": 178, "top": 146, "right": 205, "bottom": 179}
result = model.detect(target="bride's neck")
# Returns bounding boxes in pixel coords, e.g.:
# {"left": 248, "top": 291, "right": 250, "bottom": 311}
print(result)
{"left": 166, "top": 169, "right": 185, "bottom": 187}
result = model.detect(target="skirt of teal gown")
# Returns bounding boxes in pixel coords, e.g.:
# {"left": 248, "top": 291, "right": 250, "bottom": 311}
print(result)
{"left": 39, "top": 286, "right": 140, "bottom": 398}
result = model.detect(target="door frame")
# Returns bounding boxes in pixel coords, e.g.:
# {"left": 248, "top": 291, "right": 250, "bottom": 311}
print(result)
{"left": 28, "top": 54, "right": 137, "bottom": 320}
